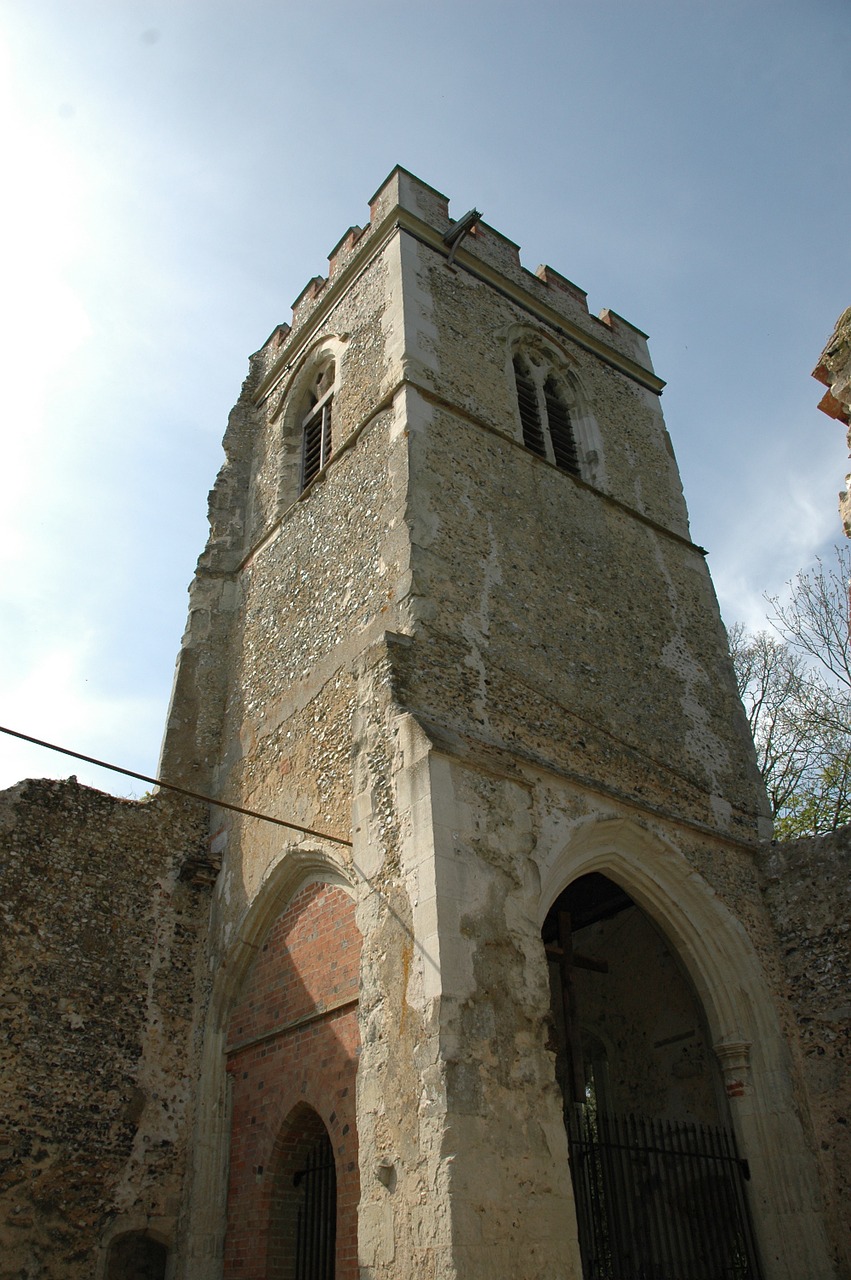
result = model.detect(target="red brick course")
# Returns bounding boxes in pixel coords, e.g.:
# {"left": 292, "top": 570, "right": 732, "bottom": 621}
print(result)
{"left": 223, "top": 882, "right": 361, "bottom": 1279}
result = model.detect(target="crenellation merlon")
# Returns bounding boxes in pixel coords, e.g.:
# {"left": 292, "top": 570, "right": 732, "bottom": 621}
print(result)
{"left": 457, "top": 218, "right": 522, "bottom": 276}
{"left": 598, "top": 308, "right": 654, "bottom": 371}
{"left": 262, "top": 165, "right": 661, "bottom": 395}
{"left": 254, "top": 323, "right": 291, "bottom": 373}
{"left": 294, "top": 272, "right": 330, "bottom": 314}
{"left": 368, "top": 164, "right": 449, "bottom": 229}
{"left": 524, "top": 263, "right": 593, "bottom": 331}
{"left": 534, "top": 265, "right": 589, "bottom": 309}
{"left": 328, "top": 225, "right": 366, "bottom": 279}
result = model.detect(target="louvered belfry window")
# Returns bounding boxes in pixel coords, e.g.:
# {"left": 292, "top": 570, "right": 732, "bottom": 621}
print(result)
{"left": 513, "top": 355, "right": 546, "bottom": 458}
{"left": 544, "top": 376, "right": 580, "bottom": 475}
{"left": 301, "top": 398, "right": 332, "bottom": 490}
{"left": 513, "top": 353, "right": 581, "bottom": 478}
{"left": 300, "top": 365, "right": 334, "bottom": 492}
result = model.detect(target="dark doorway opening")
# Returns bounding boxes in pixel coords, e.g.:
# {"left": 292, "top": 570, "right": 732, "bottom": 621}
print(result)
{"left": 269, "top": 1107, "right": 337, "bottom": 1280}
{"left": 544, "top": 873, "right": 763, "bottom": 1280}
{"left": 105, "top": 1232, "right": 168, "bottom": 1280}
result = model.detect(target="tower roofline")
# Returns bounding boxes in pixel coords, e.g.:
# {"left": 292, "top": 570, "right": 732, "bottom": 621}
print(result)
{"left": 366, "top": 163, "right": 450, "bottom": 209}
{"left": 253, "top": 167, "right": 664, "bottom": 405}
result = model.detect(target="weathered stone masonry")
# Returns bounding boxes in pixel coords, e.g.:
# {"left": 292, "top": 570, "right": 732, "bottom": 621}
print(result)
{"left": 2, "top": 167, "right": 849, "bottom": 1280}
{"left": 763, "top": 828, "right": 851, "bottom": 1274}
{"left": 0, "top": 779, "right": 211, "bottom": 1280}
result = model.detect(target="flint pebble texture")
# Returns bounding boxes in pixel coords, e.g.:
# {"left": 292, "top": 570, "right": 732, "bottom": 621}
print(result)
{"left": 0, "top": 779, "right": 210, "bottom": 1280}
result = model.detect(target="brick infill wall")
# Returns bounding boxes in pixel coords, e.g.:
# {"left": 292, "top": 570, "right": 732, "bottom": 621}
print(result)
{"left": 223, "top": 882, "right": 361, "bottom": 1279}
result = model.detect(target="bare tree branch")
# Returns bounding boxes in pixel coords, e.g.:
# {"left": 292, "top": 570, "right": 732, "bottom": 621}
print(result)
{"left": 731, "top": 547, "right": 851, "bottom": 837}
{"left": 768, "top": 544, "right": 851, "bottom": 691}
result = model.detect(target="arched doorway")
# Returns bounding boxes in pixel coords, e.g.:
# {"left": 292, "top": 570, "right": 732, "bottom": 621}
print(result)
{"left": 222, "top": 876, "right": 360, "bottom": 1279}
{"left": 268, "top": 1105, "right": 337, "bottom": 1280}
{"left": 544, "top": 871, "right": 763, "bottom": 1280}
{"left": 105, "top": 1232, "right": 168, "bottom": 1280}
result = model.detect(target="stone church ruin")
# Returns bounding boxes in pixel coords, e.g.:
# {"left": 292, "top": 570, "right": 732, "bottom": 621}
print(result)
{"left": 1, "top": 167, "right": 849, "bottom": 1280}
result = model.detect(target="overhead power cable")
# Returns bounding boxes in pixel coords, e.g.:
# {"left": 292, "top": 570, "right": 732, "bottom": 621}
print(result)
{"left": 0, "top": 724, "right": 352, "bottom": 847}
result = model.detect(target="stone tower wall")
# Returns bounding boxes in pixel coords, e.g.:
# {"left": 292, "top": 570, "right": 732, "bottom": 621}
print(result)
{"left": 3, "top": 169, "right": 848, "bottom": 1280}
{"left": 380, "top": 211, "right": 769, "bottom": 841}
{"left": 206, "top": 406, "right": 402, "bottom": 927}
{"left": 160, "top": 196, "right": 417, "bottom": 936}
{"left": 167, "top": 168, "right": 838, "bottom": 1280}
{"left": 402, "top": 394, "right": 765, "bottom": 832}
{"left": 409, "top": 238, "right": 688, "bottom": 535}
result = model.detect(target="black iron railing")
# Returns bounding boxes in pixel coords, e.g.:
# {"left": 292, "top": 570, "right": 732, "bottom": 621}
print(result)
{"left": 293, "top": 1133, "right": 336, "bottom": 1280}
{"left": 567, "top": 1109, "right": 763, "bottom": 1280}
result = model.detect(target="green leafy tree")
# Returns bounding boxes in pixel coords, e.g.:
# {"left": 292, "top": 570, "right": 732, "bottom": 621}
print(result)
{"left": 730, "top": 545, "right": 851, "bottom": 838}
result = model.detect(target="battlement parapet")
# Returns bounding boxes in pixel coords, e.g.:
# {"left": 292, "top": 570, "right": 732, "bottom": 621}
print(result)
{"left": 258, "top": 164, "right": 658, "bottom": 384}
{"left": 534, "top": 264, "right": 589, "bottom": 307}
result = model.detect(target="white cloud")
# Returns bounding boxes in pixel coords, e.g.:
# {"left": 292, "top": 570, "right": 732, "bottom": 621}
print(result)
{"left": 0, "top": 36, "right": 92, "bottom": 565}
{"left": 710, "top": 451, "right": 844, "bottom": 633}
{"left": 0, "top": 636, "right": 162, "bottom": 797}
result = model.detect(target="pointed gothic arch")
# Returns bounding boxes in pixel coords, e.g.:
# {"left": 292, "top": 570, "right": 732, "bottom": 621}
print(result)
{"left": 267, "top": 1103, "right": 337, "bottom": 1280}
{"left": 220, "top": 849, "right": 356, "bottom": 1020}
{"left": 505, "top": 324, "right": 607, "bottom": 488}
{"left": 181, "top": 847, "right": 358, "bottom": 1278}
{"left": 535, "top": 816, "right": 833, "bottom": 1280}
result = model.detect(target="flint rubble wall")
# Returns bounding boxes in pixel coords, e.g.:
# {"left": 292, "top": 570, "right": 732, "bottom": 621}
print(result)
{"left": 0, "top": 778, "right": 210, "bottom": 1280}
{"left": 763, "top": 826, "right": 851, "bottom": 1275}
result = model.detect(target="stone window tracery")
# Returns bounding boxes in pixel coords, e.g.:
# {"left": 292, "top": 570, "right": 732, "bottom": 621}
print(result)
{"left": 544, "top": 374, "right": 580, "bottom": 475}
{"left": 512, "top": 352, "right": 580, "bottom": 477}
{"left": 513, "top": 354, "right": 546, "bottom": 458}
{"left": 510, "top": 339, "right": 605, "bottom": 487}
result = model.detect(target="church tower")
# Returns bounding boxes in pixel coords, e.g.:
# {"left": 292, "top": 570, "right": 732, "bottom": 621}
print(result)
{"left": 162, "top": 169, "right": 834, "bottom": 1279}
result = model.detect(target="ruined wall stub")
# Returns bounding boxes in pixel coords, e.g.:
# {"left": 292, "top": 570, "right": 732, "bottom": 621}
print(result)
{"left": 0, "top": 779, "right": 211, "bottom": 1280}
{"left": 164, "top": 168, "right": 840, "bottom": 1279}
{"left": 763, "top": 828, "right": 851, "bottom": 1277}
{"left": 813, "top": 307, "right": 851, "bottom": 537}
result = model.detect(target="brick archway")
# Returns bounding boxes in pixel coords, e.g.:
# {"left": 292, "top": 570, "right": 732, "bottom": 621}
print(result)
{"left": 223, "top": 880, "right": 361, "bottom": 1280}
{"left": 267, "top": 1105, "right": 336, "bottom": 1280}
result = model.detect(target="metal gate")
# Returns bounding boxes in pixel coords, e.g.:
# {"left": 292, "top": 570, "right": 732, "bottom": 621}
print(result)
{"left": 567, "top": 1110, "right": 763, "bottom": 1280}
{"left": 293, "top": 1131, "right": 336, "bottom": 1280}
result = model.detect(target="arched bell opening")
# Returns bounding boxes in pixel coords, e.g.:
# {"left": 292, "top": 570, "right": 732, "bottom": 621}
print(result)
{"left": 543, "top": 871, "right": 764, "bottom": 1280}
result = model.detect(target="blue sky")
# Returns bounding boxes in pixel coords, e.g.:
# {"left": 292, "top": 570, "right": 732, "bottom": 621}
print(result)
{"left": 1, "top": 0, "right": 849, "bottom": 794}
